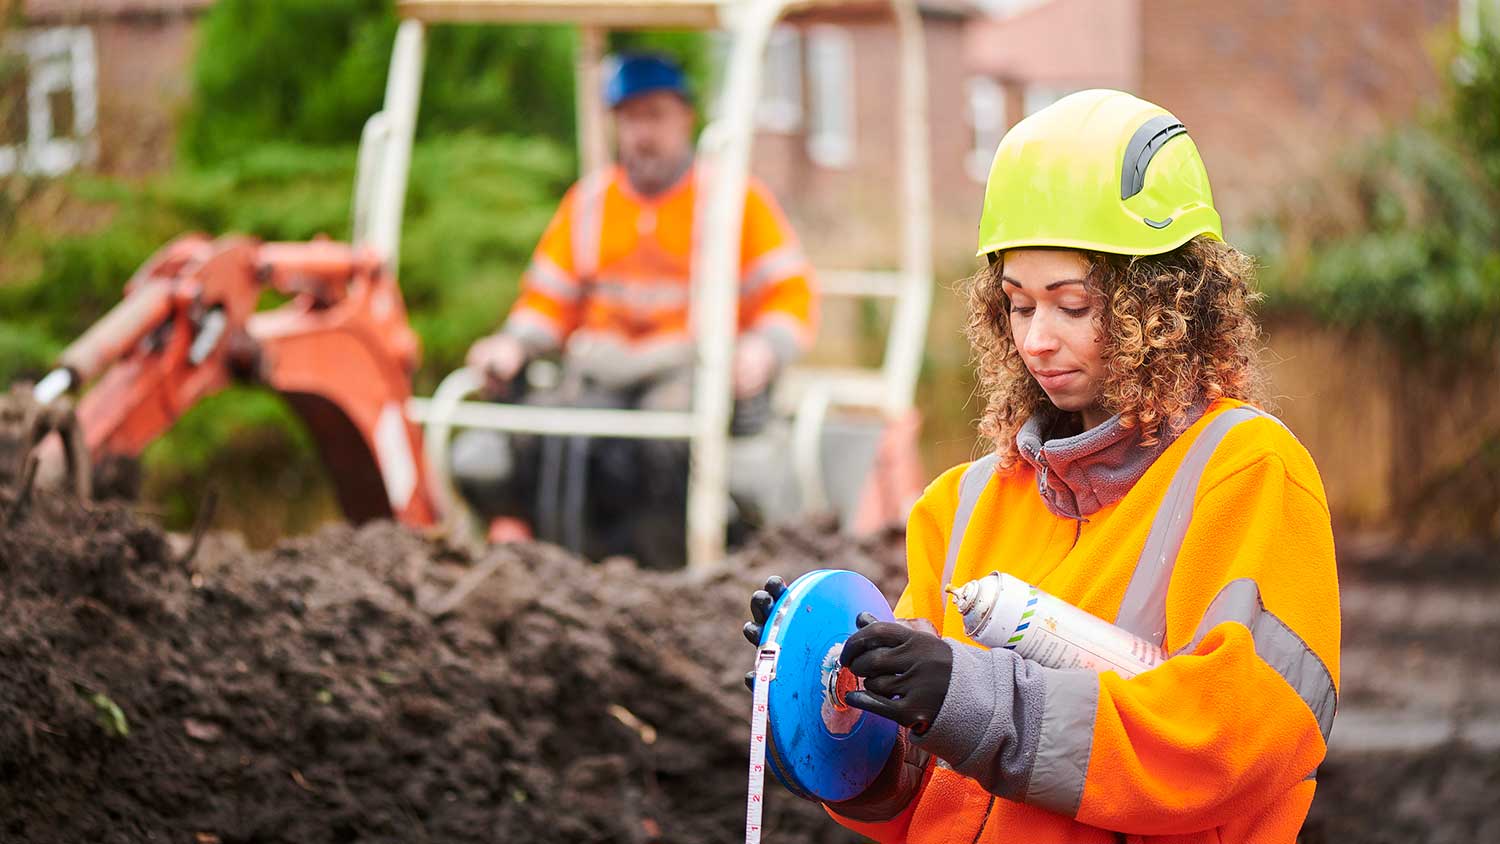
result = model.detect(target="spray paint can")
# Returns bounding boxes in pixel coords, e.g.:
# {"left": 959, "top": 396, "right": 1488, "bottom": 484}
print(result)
{"left": 946, "top": 572, "right": 1167, "bottom": 678}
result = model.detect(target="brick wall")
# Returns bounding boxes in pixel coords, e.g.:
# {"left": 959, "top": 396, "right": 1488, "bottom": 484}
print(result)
{"left": 1138, "top": 0, "right": 1458, "bottom": 233}
{"left": 964, "top": 0, "right": 1140, "bottom": 93}
{"left": 91, "top": 14, "right": 197, "bottom": 174}
{"left": 752, "top": 11, "right": 985, "bottom": 274}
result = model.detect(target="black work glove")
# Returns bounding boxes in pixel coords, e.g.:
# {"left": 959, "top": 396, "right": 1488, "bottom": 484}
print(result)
{"left": 742, "top": 575, "right": 787, "bottom": 691}
{"left": 840, "top": 611, "right": 953, "bottom": 734}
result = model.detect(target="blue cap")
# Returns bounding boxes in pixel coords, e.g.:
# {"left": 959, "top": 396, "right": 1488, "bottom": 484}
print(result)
{"left": 604, "top": 53, "right": 691, "bottom": 109}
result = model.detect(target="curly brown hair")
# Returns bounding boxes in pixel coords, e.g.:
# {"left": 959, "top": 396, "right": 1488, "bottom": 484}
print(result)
{"left": 965, "top": 235, "right": 1267, "bottom": 467}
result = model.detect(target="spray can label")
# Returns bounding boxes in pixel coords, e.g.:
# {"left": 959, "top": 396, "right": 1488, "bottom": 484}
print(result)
{"left": 947, "top": 572, "right": 1166, "bottom": 678}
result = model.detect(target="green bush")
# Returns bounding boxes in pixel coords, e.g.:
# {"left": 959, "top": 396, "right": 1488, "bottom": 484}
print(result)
{"left": 1454, "top": 26, "right": 1500, "bottom": 182}
{"left": 1257, "top": 34, "right": 1500, "bottom": 354}
{"left": 181, "top": 0, "right": 576, "bottom": 161}
{"left": 1257, "top": 127, "right": 1500, "bottom": 350}
{"left": 181, "top": 0, "right": 708, "bottom": 164}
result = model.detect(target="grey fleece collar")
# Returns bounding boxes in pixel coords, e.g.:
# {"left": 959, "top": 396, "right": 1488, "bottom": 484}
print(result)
{"left": 1016, "top": 404, "right": 1206, "bottom": 520}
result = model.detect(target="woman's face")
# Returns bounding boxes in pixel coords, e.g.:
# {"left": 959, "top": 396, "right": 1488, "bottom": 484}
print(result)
{"left": 1001, "top": 248, "right": 1108, "bottom": 426}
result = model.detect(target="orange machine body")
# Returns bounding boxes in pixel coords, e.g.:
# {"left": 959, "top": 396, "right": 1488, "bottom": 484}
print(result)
{"left": 65, "top": 234, "right": 438, "bottom": 528}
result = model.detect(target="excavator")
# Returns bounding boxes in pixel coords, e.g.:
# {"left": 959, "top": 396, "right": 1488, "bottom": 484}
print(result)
{"left": 3, "top": 234, "right": 439, "bottom": 529}
{"left": 3, "top": 0, "right": 937, "bottom": 570}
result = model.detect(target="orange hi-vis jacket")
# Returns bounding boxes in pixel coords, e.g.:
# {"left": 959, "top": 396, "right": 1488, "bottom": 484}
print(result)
{"left": 831, "top": 399, "right": 1340, "bottom": 843}
{"left": 501, "top": 163, "right": 816, "bottom": 369}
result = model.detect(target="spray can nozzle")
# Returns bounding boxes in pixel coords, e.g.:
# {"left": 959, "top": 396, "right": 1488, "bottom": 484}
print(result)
{"left": 944, "top": 582, "right": 978, "bottom": 616}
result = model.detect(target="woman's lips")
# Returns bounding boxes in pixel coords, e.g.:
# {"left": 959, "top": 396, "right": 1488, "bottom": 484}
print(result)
{"left": 1033, "top": 369, "right": 1080, "bottom": 391}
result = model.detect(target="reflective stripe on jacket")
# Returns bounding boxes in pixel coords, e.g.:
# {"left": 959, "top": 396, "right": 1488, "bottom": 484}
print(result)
{"left": 501, "top": 163, "right": 816, "bottom": 364}
{"left": 830, "top": 399, "right": 1341, "bottom": 843}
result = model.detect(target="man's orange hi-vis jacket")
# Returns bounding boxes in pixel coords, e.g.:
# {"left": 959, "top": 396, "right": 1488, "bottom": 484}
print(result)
{"left": 831, "top": 399, "right": 1340, "bottom": 843}
{"left": 501, "top": 163, "right": 816, "bottom": 369}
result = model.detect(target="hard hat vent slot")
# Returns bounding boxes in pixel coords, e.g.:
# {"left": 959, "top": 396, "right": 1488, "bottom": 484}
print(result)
{"left": 1121, "top": 116, "right": 1188, "bottom": 200}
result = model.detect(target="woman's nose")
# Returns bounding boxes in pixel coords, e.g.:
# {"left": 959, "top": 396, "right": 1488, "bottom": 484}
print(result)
{"left": 1022, "top": 317, "right": 1059, "bottom": 357}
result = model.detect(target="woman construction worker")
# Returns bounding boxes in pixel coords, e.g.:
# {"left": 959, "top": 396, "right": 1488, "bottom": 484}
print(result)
{"left": 742, "top": 89, "right": 1339, "bottom": 843}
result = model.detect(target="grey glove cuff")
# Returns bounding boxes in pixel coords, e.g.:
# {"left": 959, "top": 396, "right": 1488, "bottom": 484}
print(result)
{"left": 500, "top": 319, "right": 560, "bottom": 358}
{"left": 748, "top": 321, "right": 802, "bottom": 371}
{"left": 908, "top": 640, "right": 1047, "bottom": 801}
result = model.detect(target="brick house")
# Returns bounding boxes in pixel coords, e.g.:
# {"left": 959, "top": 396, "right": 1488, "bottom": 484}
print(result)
{"left": 752, "top": 0, "right": 1489, "bottom": 270}
{"left": 962, "top": 0, "right": 1471, "bottom": 235}
{"left": 7, "top": 0, "right": 1486, "bottom": 254}
{"left": 744, "top": 1, "right": 983, "bottom": 270}
{"left": 959, "top": 0, "right": 1500, "bottom": 534}
{"left": 6, "top": 0, "right": 209, "bottom": 176}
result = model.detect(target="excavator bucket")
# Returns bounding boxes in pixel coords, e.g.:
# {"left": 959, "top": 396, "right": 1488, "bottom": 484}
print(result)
{"left": 0, "top": 383, "right": 93, "bottom": 511}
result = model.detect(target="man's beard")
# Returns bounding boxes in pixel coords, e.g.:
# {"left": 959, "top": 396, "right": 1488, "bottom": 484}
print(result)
{"left": 623, "top": 150, "right": 693, "bottom": 196}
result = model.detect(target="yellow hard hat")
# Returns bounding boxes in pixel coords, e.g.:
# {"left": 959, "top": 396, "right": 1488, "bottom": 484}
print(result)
{"left": 976, "top": 89, "right": 1222, "bottom": 258}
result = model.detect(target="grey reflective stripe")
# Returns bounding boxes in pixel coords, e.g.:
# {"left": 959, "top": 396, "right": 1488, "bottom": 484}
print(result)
{"left": 749, "top": 317, "right": 803, "bottom": 368}
{"left": 571, "top": 172, "right": 609, "bottom": 280}
{"left": 943, "top": 453, "right": 1001, "bottom": 588}
{"left": 1176, "top": 578, "right": 1338, "bottom": 741}
{"left": 503, "top": 310, "right": 564, "bottom": 352}
{"left": 1023, "top": 669, "right": 1099, "bottom": 817}
{"left": 741, "top": 244, "right": 808, "bottom": 296}
{"left": 523, "top": 256, "right": 582, "bottom": 301}
{"left": 590, "top": 278, "right": 692, "bottom": 308}
{"left": 1114, "top": 406, "right": 1270, "bottom": 645}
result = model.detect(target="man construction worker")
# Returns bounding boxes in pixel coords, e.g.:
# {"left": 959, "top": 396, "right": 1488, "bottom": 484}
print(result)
{"left": 743, "top": 90, "right": 1339, "bottom": 842}
{"left": 453, "top": 53, "right": 817, "bottom": 567}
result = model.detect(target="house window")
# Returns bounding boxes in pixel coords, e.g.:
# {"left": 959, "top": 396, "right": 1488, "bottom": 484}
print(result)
{"left": 975, "top": 0, "right": 1052, "bottom": 17}
{"left": 0, "top": 26, "right": 97, "bottom": 177}
{"left": 805, "top": 25, "right": 854, "bottom": 169}
{"left": 966, "top": 76, "right": 1006, "bottom": 182}
{"left": 758, "top": 25, "right": 802, "bottom": 133}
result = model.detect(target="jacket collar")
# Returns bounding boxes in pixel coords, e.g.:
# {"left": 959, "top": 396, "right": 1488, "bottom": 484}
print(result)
{"left": 1016, "top": 402, "right": 1207, "bottom": 520}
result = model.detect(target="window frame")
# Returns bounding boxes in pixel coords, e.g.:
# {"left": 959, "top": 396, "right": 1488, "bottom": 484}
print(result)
{"left": 0, "top": 25, "right": 98, "bottom": 177}
{"left": 965, "top": 75, "right": 1006, "bottom": 183}
{"left": 804, "top": 23, "right": 855, "bottom": 170}
{"left": 757, "top": 24, "right": 803, "bottom": 134}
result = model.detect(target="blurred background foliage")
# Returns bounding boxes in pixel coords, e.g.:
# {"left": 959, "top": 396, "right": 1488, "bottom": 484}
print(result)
{"left": 0, "top": 0, "right": 701, "bottom": 539}
{"left": 1254, "top": 33, "right": 1500, "bottom": 357}
{"left": 179, "top": 0, "right": 711, "bottom": 163}
{"left": 0, "top": 0, "right": 1496, "bottom": 540}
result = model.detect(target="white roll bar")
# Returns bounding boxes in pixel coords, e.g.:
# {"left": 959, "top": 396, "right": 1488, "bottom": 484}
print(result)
{"left": 684, "top": 0, "right": 786, "bottom": 570}
{"left": 367, "top": 20, "right": 426, "bottom": 268}
{"left": 393, "top": 0, "right": 934, "bottom": 570}
{"left": 882, "top": 0, "right": 933, "bottom": 415}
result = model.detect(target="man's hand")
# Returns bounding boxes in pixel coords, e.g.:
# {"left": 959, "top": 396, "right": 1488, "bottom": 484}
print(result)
{"left": 733, "top": 334, "right": 779, "bottom": 400}
{"left": 465, "top": 333, "right": 527, "bottom": 396}
{"left": 741, "top": 575, "right": 787, "bottom": 690}
{"left": 840, "top": 612, "right": 953, "bottom": 734}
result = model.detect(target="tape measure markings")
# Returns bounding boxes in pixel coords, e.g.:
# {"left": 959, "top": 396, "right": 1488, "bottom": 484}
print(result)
{"left": 745, "top": 643, "right": 780, "bottom": 844}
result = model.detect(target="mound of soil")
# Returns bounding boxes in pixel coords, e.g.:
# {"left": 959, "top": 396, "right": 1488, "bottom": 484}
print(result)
{"left": 0, "top": 473, "right": 903, "bottom": 843}
{"left": 4, "top": 462, "right": 1499, "bottom": 843}
{"left": 1302, "top": 741, "right": 1500, "bottom": 844}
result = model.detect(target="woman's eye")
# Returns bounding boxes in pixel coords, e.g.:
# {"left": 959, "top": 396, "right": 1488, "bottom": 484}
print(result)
{"left": 1062, "top": 306, "right": 1091, "bottom": 317}
{"left": 1009, "top": 305, "right": 1035, "bottom": 316}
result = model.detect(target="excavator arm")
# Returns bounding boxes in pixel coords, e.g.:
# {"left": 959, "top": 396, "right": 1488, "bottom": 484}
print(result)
{"left": 10, "top": 233, "right": 441, "bottom": 529}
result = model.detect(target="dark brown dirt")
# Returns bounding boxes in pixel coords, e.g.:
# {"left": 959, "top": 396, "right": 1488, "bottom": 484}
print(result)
{"left": 4, "top": 461, "right": 1498, "bottom": 843}
{"left": 1302, "top": 742, "right": 1500, "bottom": 844}
{"left": 0, "top": 473, "right": 902, "bottom": 844}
